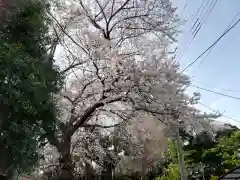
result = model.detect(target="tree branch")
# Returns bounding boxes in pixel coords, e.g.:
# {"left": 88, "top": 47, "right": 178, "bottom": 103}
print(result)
{"left": 61, "top": 94, "right": 74, "bottom": 104}
{"left": 81, "top": 122, "right": 122, "bottom": 129}
{"left": 105, "top": 0, "right": 131, "bottom": 38}
{"left": 94, "top": 0, "right": 108, "bottom": 25}
{"left": 108, "top": 0, "right": 131, "bottom": 23}
{"left": 79, "top": 0, "right": 108, "bottom": 38}
{"left": 94, "top": 0, "right": 111, "bottom": 20}
{"left": 68, "top": 79, "right": 98, "bottom": 125}
{"left": 69, "top": 95, "right": 124, "bottom": 135}
{"left": 47, "top": 11, "right": 89, "bottom": 55}
{"left": 101, "top": 109, "right": 130, "bottom": 121}
{"left": 73, "top": 79, "right": 97, "bottom": 104}
{"left": 60, "top": 61, "right": 87, "bottom": 74}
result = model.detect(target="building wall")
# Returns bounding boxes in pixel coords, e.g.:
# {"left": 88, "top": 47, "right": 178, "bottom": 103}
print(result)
{"left": 0, "top": 0, "right": 16, "bottom": 7}
{"left": 19, "top": 175, "right": 35, "bottom": 180}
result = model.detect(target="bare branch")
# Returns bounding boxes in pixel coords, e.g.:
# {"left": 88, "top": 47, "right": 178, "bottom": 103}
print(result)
{"left": 108, "top": 14, "right": 149, "bottom": 33}
{"left": 68, "top": 80, "right": 98, "bottom": 125}
{"left": 105, "top": 0, "right": 131, "bottom": 38}
{"left": 110, "top": 0, "right": 116, "bottom": 17}
{"left": 92, "top": 61, "right": 105, "bottom": 86}
{"left": 60, "top": 61, "right": 87, "bottom": 74}
{"left": 101, "top": 109, "right": 131, "bottom": 121}
{"left": 108, "top": 0, "right": 131, "bottom": 23}
{"left": 79, "top": 0, "right": 108, "bottom": 38}
{"left": 94, "top": 0, "right": 108, "bottom": 25}
{"left": 61, "top": 94, "right": 74, "bottom": 104}
{"left": 47, "top": 11, "right": 89, "bottom": 55}
{"left": 94, "top": 0, "right": 111, "bottom": 20}
{"left": 73, "top": 79, "right": 97, "bottom": 103}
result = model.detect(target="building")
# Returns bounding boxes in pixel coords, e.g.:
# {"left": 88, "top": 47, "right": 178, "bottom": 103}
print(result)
{"left": 19, "top": 175, "right": 35, "bottom": 180}
{"left": 218, "top": 166, "right": 240, "bottom": 180}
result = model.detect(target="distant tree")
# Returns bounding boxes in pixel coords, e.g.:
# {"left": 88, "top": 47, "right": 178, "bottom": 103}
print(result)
{"left": 156, "top": 164, "right": 180, "bottom": 180}
{"left": 156, "top": 123, "right": 240, "bottom": 180}
{"left": 184, "top": 125, "right": 240, "bottom": 179}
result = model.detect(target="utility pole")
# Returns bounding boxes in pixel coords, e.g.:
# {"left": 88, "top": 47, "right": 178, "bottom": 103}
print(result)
{"left": 166, "top": 110, "right": 186, "bottom": 180}
{"left": 200, "top": 162, "right": 205, "bottom": 180}
{"left": 176, "top": 128, "right": 186, "bottom": 180}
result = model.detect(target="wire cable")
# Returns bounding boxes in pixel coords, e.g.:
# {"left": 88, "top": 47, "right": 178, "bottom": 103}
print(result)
{"left": 191, "top": 0, "right": 208, "bottom": 31}
{"left": 192, "top": 80, "right": 240, "bottom": 93}
{"left": 198, "top": 102, "right": 240, "bottom": 123}
{"left": 175, "top": 0, "right": 208, "bottom": 60}
{"left": 200, "top": 0, "right": 218, "bottom": 25}
{"left": 181, "top": 16, "right": 240, "bottom": 73}
{"left": 176, "top": 0, "right": 218, "bottom": 63}
{"left": 191, "top": 10, "right": 240, "bottom": 74}
{"left": 180, "top": 0, "right": 190, "bottom": 18}
{"left": 190, "top": 85, "right": 240, "bottom": 101}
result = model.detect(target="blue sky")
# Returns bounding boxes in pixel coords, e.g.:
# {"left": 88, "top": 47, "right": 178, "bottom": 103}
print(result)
{"left": 172, "top": 0, "right": 240, "bottom": 126}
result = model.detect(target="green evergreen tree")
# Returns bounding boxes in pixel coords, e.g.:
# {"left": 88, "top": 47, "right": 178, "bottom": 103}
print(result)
{"left": 0, "top": 0, "right": 62, "bottom": 176}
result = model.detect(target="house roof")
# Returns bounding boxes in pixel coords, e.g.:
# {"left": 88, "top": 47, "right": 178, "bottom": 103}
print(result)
{"left": 218, "top": 166, "right": 240, "bottom": 180}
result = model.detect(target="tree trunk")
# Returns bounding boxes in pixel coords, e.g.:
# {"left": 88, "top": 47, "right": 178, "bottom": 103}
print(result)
{"left": 0, "top": 175, "right": 7, "bottom": 180}
{"left": 0, "top": 145, "right": 10, "bottom": 179}
{"left": 140, "top": 165, "right": 148, "bottom": 180}
{"left": 56, "top": 136, "right": 74, "bottom": 180}
{"left": 101, "top": 163, "right": 113, "bottom": 180}
{"left": 84, "top": 162, "right": 94, "bottom": 180}
{"left": 6, "top": 168, "right": 18, "bottom": 180}
{"left": 141, "top": 176, "right": 147, "bottom": 180}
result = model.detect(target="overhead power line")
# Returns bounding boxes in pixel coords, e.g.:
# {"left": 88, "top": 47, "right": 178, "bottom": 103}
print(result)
{"left": 180, "top": 0, "right": 190, "bottom": 18}
{"left": 198, "top": 102, "right": 240, "bottom": 123}
{"left": 199, "top": 0, "right": 218, "bottom": 26}
{"left": 192, "top": 10, "right": 240, "bottom": 74}
{"left": 190, "top": 0, "right": 207, "bottom": 31}
{"left": 190, "top": 85, "right": 240, "bottom": 101}
{"left": 192, "top": 80, "right": 240, "bottom": 93}
{"left": 176, "top": 0, "right": 218, "bottom": 63}
{"left": 175, "top": 0, "right": 207, "bottom": 59}
{"left": 181, "top": 16, "right": 240, "bottom": 73}
{"left": 191, "top": 47, "right": 213, "bottom": 75}
{"left": 198, "top": 0, "right": 211, "bottom": 21}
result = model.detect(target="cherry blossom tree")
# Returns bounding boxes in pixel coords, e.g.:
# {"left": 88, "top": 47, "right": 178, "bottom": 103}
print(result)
{"left": 119, "top": 113, "right": 168, "bottom": 178}
{"left": 38, "top": 0, "right": 205, "bottom": 179}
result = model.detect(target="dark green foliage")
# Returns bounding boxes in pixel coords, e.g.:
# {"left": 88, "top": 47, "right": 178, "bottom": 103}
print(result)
{"left": 184, "top": 127, "right": 240, "bottom": 179}
{"left": 0, "top": 0, "right": 61, "bottom": 174}
{"left": 152, "top": 126, "right": 240, "bottom": 179}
